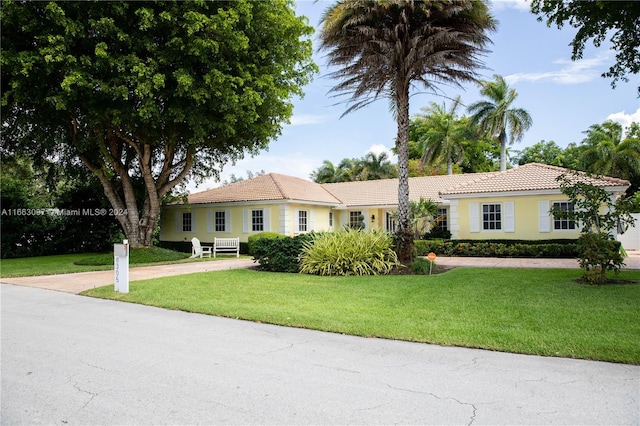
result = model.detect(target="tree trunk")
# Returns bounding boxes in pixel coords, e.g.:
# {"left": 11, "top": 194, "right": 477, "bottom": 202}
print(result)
{"left": 395, "top": 83, "right": 414, "bottom": 264}
{"left": 499, "top": 131, "right": 507, "bottom": 171}
{"left": 76, "top": 128, "right": 193, "bottom": 249}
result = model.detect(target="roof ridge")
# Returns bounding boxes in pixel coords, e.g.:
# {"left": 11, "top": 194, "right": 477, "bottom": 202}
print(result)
{"left": 269, "top": 173, "right": 289, "bottom": 200}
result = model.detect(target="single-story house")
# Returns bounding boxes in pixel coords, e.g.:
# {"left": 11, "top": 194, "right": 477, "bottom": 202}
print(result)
{"left": 159, "top": 163, "right": 630, "bottom": 248}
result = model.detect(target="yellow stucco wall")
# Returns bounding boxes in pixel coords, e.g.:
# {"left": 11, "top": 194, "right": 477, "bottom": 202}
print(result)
{"left": 160, "top": 203, "right": 336, "bottom": 243}
{"left": 450, "top": 194, "right": 581, "bottom": 240}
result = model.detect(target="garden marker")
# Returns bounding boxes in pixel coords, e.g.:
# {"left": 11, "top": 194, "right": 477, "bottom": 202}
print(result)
{"left": 427, "top": 252, "right": 436, "bottom": 275}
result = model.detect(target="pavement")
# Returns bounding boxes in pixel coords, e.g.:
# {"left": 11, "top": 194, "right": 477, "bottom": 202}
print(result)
{"left": 2, "top": 253, "right": 639, "bottom": 425}
{"left": 2, "top": 283, "right": 639, "bottom": 425}
{"left": 1, "top": 251, "right": 639, "bottom": 294}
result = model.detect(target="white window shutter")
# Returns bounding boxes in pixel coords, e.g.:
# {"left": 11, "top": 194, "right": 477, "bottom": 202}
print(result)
{"left": 310, "top": 210, "right": 315, "bottom": 231}
{"left": 341, "top": 212, "right": 347, "bottom": 228}
{"left": 504, "top": 201, "right": 515, "bottom": 233}
{"left": 539, "top": 201, "right": 550, "bottom": 232}
{"left": 243, "top": 209, "right": 248, "bottom": 233}
{"left": 191, "top": 211, "right": 196, "bottom": 233}
{"left": 207, "top": 211, "right": 213, "bottom": 233}
{"left": 225, "top": 210, "right": 231, "bottom": 233}
{"left": 469, "top": 203, "right": 480, "bottom": 233}
{"left": 175, "top": 212, "right": 181, "bottom": 233}
{"left": 294, "top": 209, "right": 300, "bottom": 233}
{"left": 263, "top": 208, "right": 271, "bottom": 231}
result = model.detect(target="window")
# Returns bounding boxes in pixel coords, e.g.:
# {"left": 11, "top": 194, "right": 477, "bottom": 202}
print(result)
{"left": 436, "top": 208, "right": 448, "bottom": 230}
{"left": 553, "top": 202, "right": 576, "bottom": 230}
{"left": 482, "top": 204, "right": 501, "bottom": 230}
{"left": 182, "top": 212, "right": 192, "bottom": 232}
{"left": 214, "top": 211, "right": 226, "bottom": 232}
{"left": 349, "top": 211, "right": 363, "bottom": 229}
{"left": 385, "top": 212, "right": 397, "bottom": 233}
{"left": 251, "top": 209, "right": 264, "bottom": 232}
{"left": 329, "top": 212, "right": 333, "bottom": 227}
{"left": 298, "top": 210, "right": 308, "bottom": 232}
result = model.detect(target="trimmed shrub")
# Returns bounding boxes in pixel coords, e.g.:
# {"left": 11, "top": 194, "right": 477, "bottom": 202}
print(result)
{"left": 252, "top": 233, "right": 315, "bottom": 273}
{"left": 300, "top": 229, "right": 400, "bottom": 276}
{"left": 247, "top": 232, "right": 284, "bottom": 255}
{"left": 414, "top": 239, "right": 578, "bottom": 258}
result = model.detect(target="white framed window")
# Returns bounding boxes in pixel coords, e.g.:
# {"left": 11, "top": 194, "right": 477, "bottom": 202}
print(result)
{"left": 182, "top": 212, "right": 192, "bottom": 232}
{"left": 482, "top": 204, "right": 502, "bottom": 230}
{"left": 252, "top": 209, "right": 264, "bottom": 232}
{"left": 214, "top": 211, "right": 226, "bottom": 232}
{"left": 349, "top": 211, "right": 363, "bottom": 229}
{"left": 436, "top": 208, "right": 448, "bottom": 230}
{"left": 297, "top": 210, "right": 308, "bottom": 232}
{"left": 385, "top": 211, "right": 397, "bottom": 233}
{"left": 552, "top": 201, "right": 576, "bottom": 230}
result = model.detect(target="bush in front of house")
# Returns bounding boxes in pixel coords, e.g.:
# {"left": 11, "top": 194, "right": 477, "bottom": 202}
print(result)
{"left": 252, "top": 233, "right": 315, "bottom": 273}
{"left": 247, "top": 231, "right": 284, "bottom": 255}
{"left": 414, "top": 239, "right": 578, "bottom": 258}
{"left": 299, "top": 229, "right": 400, "bottom": 276}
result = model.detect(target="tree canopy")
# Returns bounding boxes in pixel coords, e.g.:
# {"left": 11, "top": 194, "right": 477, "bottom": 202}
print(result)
{"left": 530, "top": 0, "right": 640, "bottom": 95}
{"left": 1, "top": 0, "right": 316, "bottom": 247}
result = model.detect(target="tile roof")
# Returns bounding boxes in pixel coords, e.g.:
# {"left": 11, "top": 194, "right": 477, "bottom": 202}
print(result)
{"left": 188, "top": 173, "right": 341, "bottom": 204}
{"left": 323, "top": 173, "right": 494, "bottom": 206}
{"left": 185, "top": 164, "right": 630, "bottom": 206}
{"left": 440, "top": 163, "right": 630, "bottom": 196}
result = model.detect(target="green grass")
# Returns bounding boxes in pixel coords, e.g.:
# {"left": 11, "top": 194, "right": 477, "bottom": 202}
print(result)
{"left": 0, "top": 248, "right": 242, "bottom": 278}
{"left": 82, "top": 267, "right": 640, "bottom": 364}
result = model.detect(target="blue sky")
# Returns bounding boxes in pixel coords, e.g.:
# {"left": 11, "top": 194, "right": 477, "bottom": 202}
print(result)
{"left": 189, "top": 0, "right": 639, "bottom": 191}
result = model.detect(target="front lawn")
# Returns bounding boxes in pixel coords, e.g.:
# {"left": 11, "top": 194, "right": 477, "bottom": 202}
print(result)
{"left": 0, "top": 248, "right": 241, "bottom": 278}
{"left": 82, "top": 267, "right": 640, "bottom": 364}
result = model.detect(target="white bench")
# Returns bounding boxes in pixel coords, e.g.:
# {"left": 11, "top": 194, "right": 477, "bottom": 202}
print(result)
{"left": 191, "top": 237, "right": 212, "bottom": 258}
{"left": 214, "top": 237, "right": 240, "bottom": 258}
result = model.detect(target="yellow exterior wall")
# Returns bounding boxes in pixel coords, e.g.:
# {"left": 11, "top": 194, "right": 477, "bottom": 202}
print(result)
{"left": 450, "top": 194, "right": 581, "bottom": 240}
{"left": 160, "top": 203, "right": 337, "bottom": 243}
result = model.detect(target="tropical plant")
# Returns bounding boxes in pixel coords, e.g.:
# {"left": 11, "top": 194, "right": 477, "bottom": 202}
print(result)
{"left": 511, "top": 140, "right": 568, "bottom": 167}
{"left": 359, "top": 151, "right": 397, "bottom": 180}
{"left": 414, "top": 96, "right": 470, "bottom": 175}
{"left": 1, "top": 0, "right": 316, "bottom": 247}
{"left": 299, "top": 229, "right": 400, "bottom": 276}
{"left": 467, "top": 75, "right": 533, "bottom": 171}
{"left": 578, "top": 121, "right": 640, "bottom": 187}
{"left": 553, "top": 173, "right": 636, "bottom": 284}
{"left": 390, "top": 197, "right": 439, "bottom": 239}
{"left": 319, "top": 0, "right": 496, "bottom": 263}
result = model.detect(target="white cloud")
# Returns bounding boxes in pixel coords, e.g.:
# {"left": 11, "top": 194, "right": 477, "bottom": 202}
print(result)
{"left": 607, "top": 107, "right": 640, "bottom": 133}
{"left": 288, "top": 114, "right": 329, "bottom": 126}
{"left": 366, "top": 144, "right": 398, "bottom": 162}
{"left": 505, "top": 52, "right": 610, "bottom": 85}
{"left": 490, "top": 0, "right": 530, "bottom": 11}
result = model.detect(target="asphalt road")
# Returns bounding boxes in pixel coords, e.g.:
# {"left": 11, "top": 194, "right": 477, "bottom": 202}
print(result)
{"left": 2, "top": 284, "right": 639, "bottom": 425}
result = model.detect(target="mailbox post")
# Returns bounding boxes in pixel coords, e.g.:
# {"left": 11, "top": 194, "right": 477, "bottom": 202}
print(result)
{"left": 114, "top": 239, "right": 130, "bottom": 293}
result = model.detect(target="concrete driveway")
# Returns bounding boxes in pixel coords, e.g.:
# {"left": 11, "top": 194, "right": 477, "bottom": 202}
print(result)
{"left": 2, "top": 284, "right": 639, "bottom": 425}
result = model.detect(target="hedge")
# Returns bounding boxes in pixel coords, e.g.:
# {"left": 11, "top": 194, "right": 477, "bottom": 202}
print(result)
{"left": 415, "top": 239, "right": 578, "bottom": 258}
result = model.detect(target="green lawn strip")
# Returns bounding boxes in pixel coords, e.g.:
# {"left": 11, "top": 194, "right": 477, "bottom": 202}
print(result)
{"left": 82, "top": 267, "right": 640, "bottom": 364}
{"left": 0, "top": 250, "right": 245, "bottom": 278}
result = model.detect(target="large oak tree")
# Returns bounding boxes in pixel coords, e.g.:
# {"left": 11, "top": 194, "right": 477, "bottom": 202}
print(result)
{"left": 1, "top": 0, "right": 316, "bottom": 247}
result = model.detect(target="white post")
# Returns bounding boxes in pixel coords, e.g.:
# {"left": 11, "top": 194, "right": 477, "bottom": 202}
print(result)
{"left": 114, "top": 239, "right": 130, "bottom": 293}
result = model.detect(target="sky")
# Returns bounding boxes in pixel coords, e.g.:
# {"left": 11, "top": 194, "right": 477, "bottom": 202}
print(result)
{"left": 188, "top": 0, "right": 640, "bottom": 192}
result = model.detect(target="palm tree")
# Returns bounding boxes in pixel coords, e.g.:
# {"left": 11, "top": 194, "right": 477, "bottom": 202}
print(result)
{"left": 416, "top": 96, "right": 468, "bottom": 175}
{"left": 578, "top": 120, "right": 640, "bottom": 182}
{"left": 310, "top": 160, "right": 340, "bottom": 183}
{"left": 319, "top": 0, "right": 496, "bottom": 262}
{"left": 359, "top": 151, "right": 397, "bottom": 180}
{"left": 467, "top": 75, "right": 532, "bottom": 171}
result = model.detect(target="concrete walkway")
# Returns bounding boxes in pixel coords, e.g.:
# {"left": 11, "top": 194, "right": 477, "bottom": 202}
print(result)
{"left": 1, "top": 252, "right": 638, "bottom": 294}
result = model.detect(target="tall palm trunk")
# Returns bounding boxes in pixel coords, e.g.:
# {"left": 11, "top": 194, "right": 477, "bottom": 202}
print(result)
{"left": 395, "top": 83, "right": 414, "bottom": 263}
{"left": 499, "top": 130, "right": 507, "bottom": 171}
